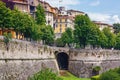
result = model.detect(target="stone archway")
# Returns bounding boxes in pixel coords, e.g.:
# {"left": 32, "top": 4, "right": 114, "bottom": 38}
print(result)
{"left": 56, "top": 52, "right": 69, "bottom": 70}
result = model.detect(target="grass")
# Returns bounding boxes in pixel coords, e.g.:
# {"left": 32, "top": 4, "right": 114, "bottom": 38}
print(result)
{"left": 60, "top": 71, "right": 90, "bottom": 80}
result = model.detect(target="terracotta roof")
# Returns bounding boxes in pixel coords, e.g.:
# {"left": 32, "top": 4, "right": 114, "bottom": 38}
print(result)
{"left": 10, "top": 0, "right": 28, "bottom": 4}
{"left": 67, "top": 9, "right": 85, "bottom": 13}
{"left": 93, "top": 21, "right": 113, "bottom": 27}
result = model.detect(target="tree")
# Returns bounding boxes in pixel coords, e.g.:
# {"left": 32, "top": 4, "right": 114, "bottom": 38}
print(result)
{"left": 55, "top": 38, "right": 65, "bottom": 47}
{"left": 35, "top": 4, "right": 46, "bottom": 25}
{"left": 99, "top": 31, "right": 108, "bottom": 48}
{"left": 74, "top": 15, "right": 97, "bottom": 48}
{"left": 61, "top": 28, "right": 74, "bottom": 47}
{"left": 22, "top": 14, "right": 35, "bottom": 40}
{"left": 12, "top": 9, "right": 34, "bottom": 39}
{"left": 87, "top": 24, "right": 102, "bottom": 48}
{"left": 0, "top": 1, "right": 13, "bottom": 34}
{"left": 113, "top": 23, "right": 120, "bottom": 34}
{"left": 115, "top": 32, "right": 120, "bottom": 49}
{"left": 40, "top": 25, "right": 54, "bottom": 45}
{"left": 31, "top": 24, "right": 42, "bottom": 41}
{"left": 103, "top": 27, "right": 116, "bottom": 49}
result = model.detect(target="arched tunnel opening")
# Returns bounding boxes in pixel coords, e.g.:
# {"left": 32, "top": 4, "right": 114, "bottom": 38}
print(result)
{"left": 56, "top": 52, "right": 69, "bottom": 70}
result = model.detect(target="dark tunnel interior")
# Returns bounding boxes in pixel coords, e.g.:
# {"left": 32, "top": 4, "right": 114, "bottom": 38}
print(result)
{"left": 56, "top": 52, "right": 69, "bottom": 70}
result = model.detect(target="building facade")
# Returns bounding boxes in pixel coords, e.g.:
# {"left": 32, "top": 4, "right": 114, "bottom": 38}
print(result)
{"left": 94, "top": 21, "right": 114, "bottom": 32}
{"left": 2, "top": 0, "right": 30, "bottom": 13}
{"left": 1, "top": 0, "right": 86, "bottom": 39}
{"left": 67, "top": 9, "right": 85, "bottom": 18}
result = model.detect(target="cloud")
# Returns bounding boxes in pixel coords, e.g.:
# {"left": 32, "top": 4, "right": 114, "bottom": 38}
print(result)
{"left": 112, "top": 15, "right": 120, "bottom": 23}
{"left": 88, "top": 12, "right": 120, "bottom": 24}
{"left": 45, "top": 0, "right": 80, "bottom": 8}
{"left": 90, "top": 0, "right": 100, "bottom": 6}
{"left": 88, "top": 13, "right": 111, "bottom": 22}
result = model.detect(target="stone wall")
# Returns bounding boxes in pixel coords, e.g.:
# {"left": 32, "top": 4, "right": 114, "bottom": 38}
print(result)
{"left": 68, "top": 49, "right": 120, "bottom": 78}
{"left": 1, "top": 36, "right": 120, "bottom": 79}
{"left": 0, "top": 40, "right": 59, "bottom": 80}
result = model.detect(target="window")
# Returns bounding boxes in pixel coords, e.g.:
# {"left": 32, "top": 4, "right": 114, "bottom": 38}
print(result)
{"left": 60, "top": 28, "right": 62, "bottom": 33}
{"left": 56, "top": 24, "right": 58, "bottom": 27}
{"left": 60, "top": 24, "right": 62, "bottom": 27}
{"left": 65, "top": 19, "right": 67, "bottom": 22}
{"left": 60, "top": 19, "right": 62, "bottom": 23}
{"left": 65, "top": 23, "right": 67, "bottom": 27}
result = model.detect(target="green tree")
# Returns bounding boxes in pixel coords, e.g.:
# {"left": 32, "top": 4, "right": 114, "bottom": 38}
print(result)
{"left": 115, "top": 32, "right": 120, "bottom": 49}
{"left": 74, "top": 15, "right": 98, "bottom": 48}
{"left": 87, "top": 24, "right": 101, "bottom": 48}
{"left": 61, "top": 28, "right": 74, "bottom": 47}
{"left": 12, "top": 9, "right": 34, "bottom": 39}
{"left": 113, "top": 23, "right": 120, "bottom": 34}
{"left": 41, "top": 25, "right": 54, "bottom": 45}
{"left": 55, "top": 38, "right": 65, "bottom": 47}
{"left": 103, "top": 27, "right": 116, "bottom": 48}
{"left": 23, "top": 14, "right": 35, "bottom": 40}
{"left": 0, "top": 1, "right": 13, "bottom": 34}
{"left": 31, "top": 24, "right": 42, "bottom": 41}
{"left": 28, "top": 68, "right": 63, "bottom": 80}
{"left": 35, "top": 4, "right": 46, "bottom": 25}
{"left": 99, "top": 31, "right": 108, "bottom": 48}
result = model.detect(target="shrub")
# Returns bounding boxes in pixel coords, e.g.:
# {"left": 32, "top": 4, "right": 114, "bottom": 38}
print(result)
{"left": 28, "top": 68, "right": 63, "bottom": 80}
{"left": 92, "top": 66, "right": 101, "bottom": 76}
{"left": 3, "top": 33, "right": 12, "bottom": 51}
{"left": 55, "top": 38, "right": 65, "bottom": 47}
{"left": 99, "top": 71, "right": 120, "bottom": 80}
{"left": 91, "top": 75, "right": 100, "bottom": 80}
{"left": 93, "top": 66, "right": 101, "bottom": 72}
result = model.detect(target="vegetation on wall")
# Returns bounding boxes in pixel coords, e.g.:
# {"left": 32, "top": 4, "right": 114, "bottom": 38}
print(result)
{"left": 3, "top": 33, "right": 12, "bottom": 51}
{"left": 91, "top": 67, "right": 120, "bottom": 80}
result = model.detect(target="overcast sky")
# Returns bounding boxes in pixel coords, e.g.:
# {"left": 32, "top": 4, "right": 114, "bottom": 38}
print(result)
{"left": 45, "top": 0, "right": 120, "bottom": 24}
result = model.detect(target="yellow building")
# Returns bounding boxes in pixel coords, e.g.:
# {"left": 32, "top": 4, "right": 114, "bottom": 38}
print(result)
{"left": 54, "top": 15, "right": 74, "bottom": 38}
{"left": 0, "top": 28, "right": 16, "bottom": 38}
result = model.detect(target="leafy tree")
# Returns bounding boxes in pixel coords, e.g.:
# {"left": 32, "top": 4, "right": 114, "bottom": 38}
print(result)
{"left": 87, "top": 24, "right": 101, "bottom": 48}
{"left": 61, "top": 28, "right": 74, "bottom": 47}
{"left": 99, "top": 31, "right": 108, "bottom": 48}
{"left": 74, "top": 15, "right": 98, "bottom": 48}
{"left": 12, "top": 9, "right": 34, "bottom": 39}
{"left": 113, "top": 23, "right": 120, "bottom": 34}
{"left": 28, "top": 68, "right": 63, "bottom": 80}
{"left": 23, "top": 14, "right": 35, "bottom": 40}
{"left": 35, "top": 4, "right": 46, "bottom": 25}
{"left": 115, "top": 32, "right": 120, "bottom": 49}
{"left": 31, "top": 24, "right": 42, "bottom": 41}
{"left": 103, "top": 27, "right": 116, "bottom": 48}
{"left": 41, "top": 25, "right": 54, "bottom": 45}
{"left": 0, "top": 1, "right": 13, "bottom": 34}
{"left": 55, "top": 38, "right": 65, "bottom": 47}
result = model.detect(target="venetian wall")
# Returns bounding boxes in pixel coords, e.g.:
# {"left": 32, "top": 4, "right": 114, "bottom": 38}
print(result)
{"left": 0, "top": 39, "right": 59, "bottom": 80}
{"left": 0, "top": 36, "right": 120, "bottom": 79}
{"left": 68, "top": 49, "right": 120, "bottom": 78}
